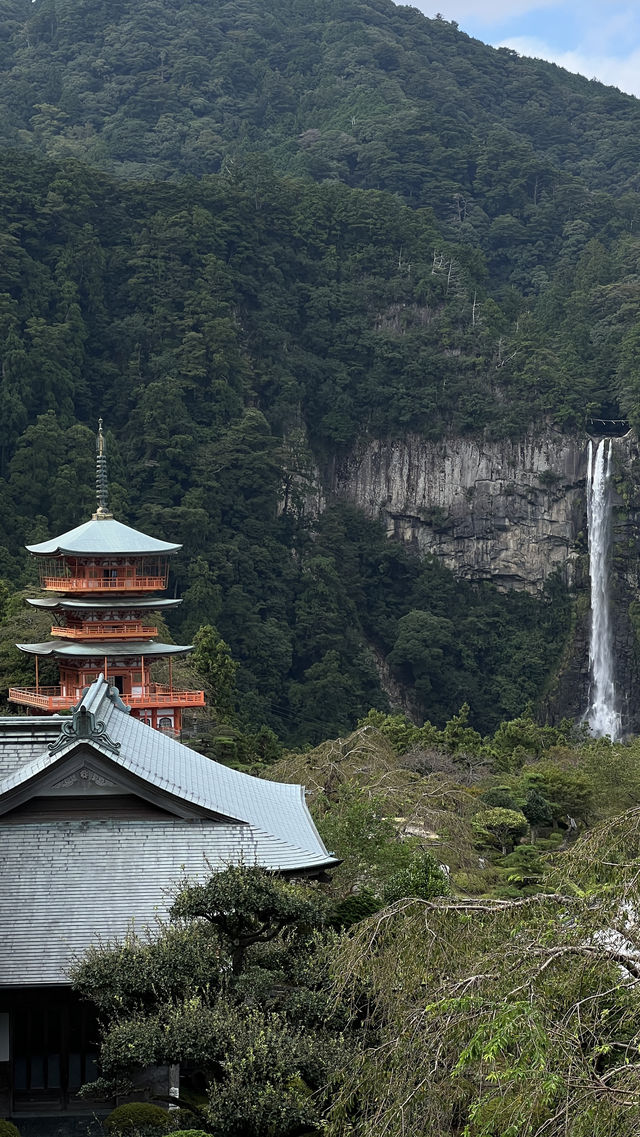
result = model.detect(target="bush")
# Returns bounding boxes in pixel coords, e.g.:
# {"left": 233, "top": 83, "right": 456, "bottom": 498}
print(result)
{"left": 481, "top": 787, "right": 519, "bottom": 810}
{"left": 104, "top": 1103, "right": 171, "bottom": 1134}
{"left": 330, "top": 889, "right": 380, "bottom": 928}
{"left": 169, "top": 1131, "right": 211, "bottom": 1136}
{"left": 383, "top": 852, "right": 451, "bottom": 905}
{"left": 0, "top": 1121, "right": 21, "bottom": 1137}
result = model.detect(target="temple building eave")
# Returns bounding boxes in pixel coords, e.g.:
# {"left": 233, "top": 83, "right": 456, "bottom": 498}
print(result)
{"left": 26, "top": 517, "right": 181, "bottom": 557}
{"left": 27, "top": 597, "right": 182, "bottom": 611}
{"left": 16, "top": 641, "right": 193, "bottom": 658}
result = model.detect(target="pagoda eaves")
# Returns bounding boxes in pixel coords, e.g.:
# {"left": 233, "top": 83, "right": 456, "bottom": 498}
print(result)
{"left": 26, "top": 517, "right": 180, "bottom": 556}
{"left": 11, "top": 421, "right": 205, "bottom": 733}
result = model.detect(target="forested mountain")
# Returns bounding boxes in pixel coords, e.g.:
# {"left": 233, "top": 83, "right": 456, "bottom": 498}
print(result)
{"left": 6, "top": 8, "right": 640, "bottom": 1131}
{"left": 2, "top": 0, "right": 640, "bottom": 201}
{"left": 0, "top": 0, "right": 639, "bottom": 743}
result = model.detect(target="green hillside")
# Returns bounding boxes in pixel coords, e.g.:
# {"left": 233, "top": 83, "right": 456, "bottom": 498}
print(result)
{"left": 0, "top": 0, "right": 639, "bottom": 741}
{"left": 2, "top": 0, "right": 640, "bottom": 202}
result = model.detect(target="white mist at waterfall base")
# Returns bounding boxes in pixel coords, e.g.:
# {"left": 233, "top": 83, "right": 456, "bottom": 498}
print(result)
{"left": 586, "top": 438, "right": 621, "bottom": 741}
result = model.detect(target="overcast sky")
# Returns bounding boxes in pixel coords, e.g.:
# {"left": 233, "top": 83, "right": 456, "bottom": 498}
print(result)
{"left": 405, "top": 2, "right": 640, "bottom": 98}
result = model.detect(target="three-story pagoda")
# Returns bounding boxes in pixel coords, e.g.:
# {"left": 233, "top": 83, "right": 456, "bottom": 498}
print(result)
{"left": 9, "top": 422, "right": 204, "bottom": 734}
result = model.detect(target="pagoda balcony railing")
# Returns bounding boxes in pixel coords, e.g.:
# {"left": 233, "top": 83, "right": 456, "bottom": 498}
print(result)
{"left": 9, "top": 684, "right": 205, "bottom": 711}
{"left": 128, "top": 685, "right": 206, "bottom": 708}
{"left": 40, "top": 575, "right": 169, "bottom": 592}
{"left": 51, "top": 623, "right": 159, "bottom": 640}
{"left": 9, "top": 686, "right": 79, "bottom": 711}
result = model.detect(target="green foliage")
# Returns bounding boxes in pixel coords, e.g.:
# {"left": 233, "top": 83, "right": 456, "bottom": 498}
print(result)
{"left": 315, "top": 783, "right": 439, "bottom": 901}
{"left": 104, "top": 1104, "right": 171, "bottom": 1134}
{"left": 473, "top": 807, "right": 528, "bottom": 854}
{"left": 0, "top": 0, "right": 631, "bottom": 746}
{"left": 523, "top": 762, "right": 594, "bottom": 825}
{"left": 357, "top": 709, "right": 427, "bottom": 755}
{"left": 0, "top": 125, "right": 585, "bottom": 743}
{"left": 75, "top": 867, "right": 346, "bottom": 1137}
{"left": 72, "top": 923, "right": 224, "bottom": 1018}
{"left": 522, "top": 787, "right": 554, "bottom": 831}
{"left": 170, "top": 864, "right": 325, "bottom": 975}
{"left": 481, "top": 787, "right": 519, "bottom": 810}
{"left": 383, "top": 851, "right": 451, "bottom": 905}
{"left": 0, "top": 1122, "right": 21, "bottom": 1137}
{"left": 191, "top": 625, "right": 238, "bottom": 721}
{"left": 329, "top": 890, "right": 381, "bottom": 930}
{"left": 487, "top": 711, "right": 572, "bottom": 770}
{"left": 500, "top": 843, "right": 546, "bottom": 891}
{"left": 328, "top": 808, "right": 640, "bottom": 1136}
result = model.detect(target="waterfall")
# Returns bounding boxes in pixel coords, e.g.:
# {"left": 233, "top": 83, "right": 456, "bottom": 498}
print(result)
{"left": 586, "top": 438, "right": 621, "bottom": 740}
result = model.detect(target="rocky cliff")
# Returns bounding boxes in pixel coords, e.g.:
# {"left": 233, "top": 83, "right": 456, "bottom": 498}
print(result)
{"left": 328, "top": 431, "right": 587, "bottom": 593}
{"left": 322, "top": 429, "right": 640, "bottom": 735}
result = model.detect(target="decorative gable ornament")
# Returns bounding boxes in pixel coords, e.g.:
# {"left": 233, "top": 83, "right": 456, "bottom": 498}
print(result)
{"left": 48, "top": 703, "right": 121, "bottom": 758}
{"left": 52, "top": 768, "right": 117, "bottom": 790}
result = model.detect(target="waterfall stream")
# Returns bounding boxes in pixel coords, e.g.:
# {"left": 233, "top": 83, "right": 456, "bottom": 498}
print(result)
{"left": 586, "top": 438, "right": 621, "bottom": 740}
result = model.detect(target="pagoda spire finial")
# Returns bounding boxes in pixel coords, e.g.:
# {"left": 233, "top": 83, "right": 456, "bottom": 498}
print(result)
{"left": 94, "top": 417, "right": 113, "bottom": 520}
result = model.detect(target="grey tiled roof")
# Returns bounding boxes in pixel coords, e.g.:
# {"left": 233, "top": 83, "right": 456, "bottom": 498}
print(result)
{"left": 28, "top": 598, "right": 182, "bottom": 610}
{"left": 0, "top": 678, "right": 331, "bottom": 859}
{"left": 26, "top": 517, "right": 181, "bottom": 556}
{"left": 0, "top": 678, "right": 337, "bottom": 985}
{"left": 16, "top": 640, "right": 193, "bottom": 657}
{"left": 0, "top": 819, "right": 324, "bottom": 986}
{"left": 0, "top": 719, "right": 64, "bottom": 780}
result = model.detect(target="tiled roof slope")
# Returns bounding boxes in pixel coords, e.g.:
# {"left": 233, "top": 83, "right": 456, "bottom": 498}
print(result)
{"left": 0, "top": 677, "right": 332, "bottom": 860}
{"left": 0, "top": 719, "right": 63, "bottom": 779}
{"left": 26, "top": 516, "right": 180, "bottom": 555}
{"left": 0, "top": 678, "right": 336, "bottom": 985}
{"left": 28, "top": 597, "right": 181, "bottom": 610}
{"left": 0, "top": 819, "right": 320, "bottom": 986}
{"left": 16, "top": 640, "right": 193, "bottom": 658}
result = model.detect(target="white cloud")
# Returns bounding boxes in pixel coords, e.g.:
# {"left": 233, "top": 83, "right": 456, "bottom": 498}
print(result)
{"left": 499, "top": 35, "right": 640, "bottom": 97}
{"left": 418, "top": 0, "right": 560, "bottom": 23}
{"left": 404, "top": 1, "right": 640, "bottom": 99}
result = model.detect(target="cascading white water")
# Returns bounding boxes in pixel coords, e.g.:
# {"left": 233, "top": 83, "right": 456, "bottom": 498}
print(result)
{"left": 586, "top": 438, "right": 621, "bottom": 740}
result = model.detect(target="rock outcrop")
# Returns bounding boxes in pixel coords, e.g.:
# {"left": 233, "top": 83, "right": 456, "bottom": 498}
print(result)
{"left": 320, "top": 429, "right": 640, "bottom": 734}
{"left": 327, "top": 431, "right": 587, "bottom": 593}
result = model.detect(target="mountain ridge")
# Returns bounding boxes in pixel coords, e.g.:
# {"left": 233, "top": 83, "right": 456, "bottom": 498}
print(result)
{"left": 2, "top": 0, "right": 640, "bottom": 203}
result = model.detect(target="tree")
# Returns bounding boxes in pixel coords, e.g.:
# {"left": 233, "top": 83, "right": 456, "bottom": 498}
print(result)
{"left": 73, "top": 867, "right": 346, "bottom": 1137}
{"left": 169, "top": 864, "right": 325, "bottom": 975}
{"left": 522, "top": 787, "right": 554, "bottom": 842}
{"left": 191, "top": 624, "right": 238, "bottom": 720}
{"left": 473, "top": 806, "right": 528, "bottom": 855}
{"left": 329, "top": 807, "right": 640, "bottom": 1137}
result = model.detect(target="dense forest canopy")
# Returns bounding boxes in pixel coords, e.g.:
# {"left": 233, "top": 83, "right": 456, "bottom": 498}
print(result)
{"left": 0, "top": 0, "right": 639, "bottom": 741}
{"left": 2, "top": 0, "right": 640, "bottom": 200}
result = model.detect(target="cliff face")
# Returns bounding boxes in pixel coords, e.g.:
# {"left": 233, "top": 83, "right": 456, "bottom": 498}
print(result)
{"left": 324, "top": 429, "right": 640, "bottom": 734}
{"left": 328, "top": 431, "right": 587, "bottom": 593}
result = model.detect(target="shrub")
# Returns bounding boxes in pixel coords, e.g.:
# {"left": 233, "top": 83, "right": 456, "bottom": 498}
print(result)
{"left": 0, "top": 1121, "right": 21, "bottom": 1137}
{"left": 330, "top": 889, "right": 380, "bottom": 928}
{"left": 383, "top": 851, "right": 451, "bottom": 905}
{"left": 104, "top": 1103, "right": 171, "bottom": 1134}
{"left": 481, "top": 786, "right": 519, "bottom": 810}
{"left": 169, "top": 1131, "right": 211, "bottom": 1136}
